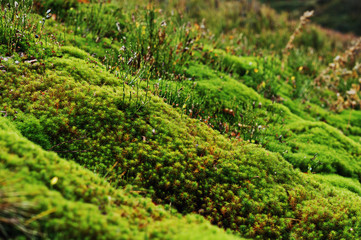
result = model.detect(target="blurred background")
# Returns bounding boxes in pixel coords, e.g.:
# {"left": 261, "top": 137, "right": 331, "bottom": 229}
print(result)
{"left": 260, "top": 0, "right": 361, "bottom": 35}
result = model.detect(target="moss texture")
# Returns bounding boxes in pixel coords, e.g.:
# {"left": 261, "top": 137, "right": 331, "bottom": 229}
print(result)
{"left": 1, "top": 0, "right": 361, "bottom": 239}
{"left": 0, "top": 117, "right": 241, "bottom": 240}
{"left": 1, "top": 47, "right": 361, "bottom": 239}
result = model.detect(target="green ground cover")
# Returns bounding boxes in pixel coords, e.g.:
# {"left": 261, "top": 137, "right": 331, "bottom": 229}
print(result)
{"left": 2, "top": 0, "right": 361, "bottom": 239}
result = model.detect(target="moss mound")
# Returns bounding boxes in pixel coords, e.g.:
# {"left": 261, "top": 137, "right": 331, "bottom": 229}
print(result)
{"left": 1, "top": 47, "right": 361, "bottom": 238}
{"left": 0, "top": 117, "right": 241, "bottom": 239}
{"left": 1, "top": 0, "right": 361, "bottom": 239}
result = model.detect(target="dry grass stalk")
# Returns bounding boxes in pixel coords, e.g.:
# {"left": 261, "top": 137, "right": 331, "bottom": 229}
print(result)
{"left": 283, "top": 10, "right": 314, "bottom": 55}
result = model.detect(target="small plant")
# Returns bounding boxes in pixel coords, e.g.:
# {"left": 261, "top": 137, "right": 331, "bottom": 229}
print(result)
{"left": 115, "top": 66, "right": 152, "bottom": 115}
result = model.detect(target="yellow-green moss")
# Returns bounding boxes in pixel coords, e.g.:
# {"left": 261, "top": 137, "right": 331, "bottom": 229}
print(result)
{"left": 1, "top": 49, "right": 361, "bottom": 238}
{"left": 1, "top": 0, "right": 361, "bottom": 238}
{"left": 0, "top": 117, "right": 241, "bottom": 240}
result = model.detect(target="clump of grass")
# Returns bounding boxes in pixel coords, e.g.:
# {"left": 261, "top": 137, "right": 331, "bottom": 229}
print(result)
{"left": 0, "top": 0, "right": 34, "bottom": 54}
{"left": 65, "top": 1, "right": 123, "bottom": 41}
{"left": 0, "top": 0, "right": 58, "bottom": 59}
{"left": 48, "top": 1, "right": 200, "bottom": 117}
{"left": 105, "top": 3, "right": 199, "bottom": 80}
{"left": 0, "top": 177, "right": 34, "bottom": 238}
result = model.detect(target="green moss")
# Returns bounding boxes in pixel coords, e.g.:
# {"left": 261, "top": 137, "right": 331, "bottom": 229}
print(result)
{"left": 2, "top": 49, "right": 361, "bottom": 238}
{"left": 60, "top": 46, "right": 98, "bottom": 61}
{"left": 13, "top": 113, "right": 52, "bottom": 150}
{"left": 186, "top": 63, "right": 218, "bottom": 79}
{"left": 196, "top": 74, "right": 261, "bottom": 103}
{"left": 183, "top": 60, "right": 361, "bottom": 180}
{"left": 0, "top": 117, "right": 241, "bottom": 240}
{"left": 313, "top": 174, "right": 361, "bottom": 196}
{"left": 1, "top": 0, "right": 361, "bottom": 238}
{"left": 212, "top": 48, "right": 258, "bottom": 75}
{"left": 279, "top": 120, "right": 361, "bottom": 177}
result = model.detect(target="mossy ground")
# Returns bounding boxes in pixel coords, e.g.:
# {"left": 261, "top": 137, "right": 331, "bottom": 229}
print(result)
{"left": 1, "top": 0, "right": 361, "bottom": 239}
{"left": 0, "top": 117, "right": 241, "bottom": 240}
